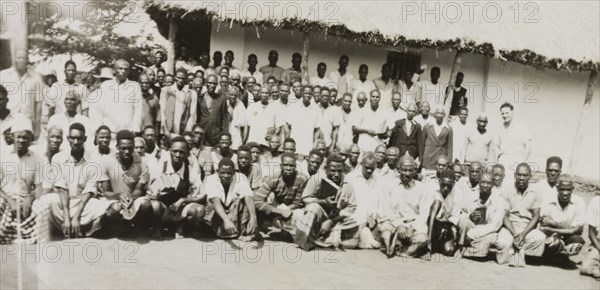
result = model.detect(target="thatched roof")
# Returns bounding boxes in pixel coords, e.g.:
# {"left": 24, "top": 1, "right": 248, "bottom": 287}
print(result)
{"left": 145, "top": 0, "right": 599, "bottom": 71}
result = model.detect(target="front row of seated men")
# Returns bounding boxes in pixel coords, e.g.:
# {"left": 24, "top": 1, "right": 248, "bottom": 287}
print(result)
{"left": 0, "top": 120, "right": 598, "bottom": 278}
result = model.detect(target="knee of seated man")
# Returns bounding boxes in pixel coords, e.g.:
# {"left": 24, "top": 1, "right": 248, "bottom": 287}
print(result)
{"left": 411, "top": 232, "right": 428, "bottom": 244}
{"left": 138, "top": 198, "right": 152, "bottom": 210}
{"left": 106, "top": 202, "right": 122, "bottom": 218}
{"left": 526, "top": 229, "right": 546, "bottom": 243}
{"left": 305, "top": 203, "right": 323, "bottom": 213}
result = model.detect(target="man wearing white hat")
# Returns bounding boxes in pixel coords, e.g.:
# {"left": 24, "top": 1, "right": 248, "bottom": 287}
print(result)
{"left": 0, "top": 117, "right": 50, "bottom": 244}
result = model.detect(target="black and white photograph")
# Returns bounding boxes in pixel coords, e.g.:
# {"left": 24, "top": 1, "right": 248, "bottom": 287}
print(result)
{"left": 0, "top": 0, "right": 599, "bottom": 289}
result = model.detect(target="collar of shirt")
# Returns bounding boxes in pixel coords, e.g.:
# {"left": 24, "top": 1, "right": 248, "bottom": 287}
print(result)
{"left": 164, "top": 160, "right": 186, "bottom": 179}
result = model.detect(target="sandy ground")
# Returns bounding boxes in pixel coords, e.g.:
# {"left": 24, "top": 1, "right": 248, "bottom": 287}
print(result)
{"left": 1, "top": 237, "right": 599, "bottom": 289}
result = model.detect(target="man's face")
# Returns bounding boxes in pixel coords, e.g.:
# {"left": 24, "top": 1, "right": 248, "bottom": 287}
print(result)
{"left": 349, "top": 147, "right": 360, "bottom": 163}
{"left": 420, "top": 103, "right": 430, "bottom": 115}
{"left": 339, "top": 58, "right": 348, "bottom": 69}
{"left": 492, "top": 168, "right": 505, "bottom": 187}
{"left": 260, "top": 88, "right": 270, "bottom": 104}
{"left": 218, "top": 165, "right": 235, "bottom": 185}
{"left": 434, "top": 109, "right": 445, "bottom": 123}
{"left": 219, "top": 135, "right": 232, "bottom": 153}
{"left": 381, "top": 66, "right": 391, "bottom": 79}
{"left": 13, "top": 131, "right": 32, "bottom": 152}
{"left": 146, "top": 70, "right": 156, "bottom": 83}
{"left": 268, "top": 52, "right": 278, "bottom": 64}
{"left": 269, "top": 137, "right": 281, "bottom": 151}
{"left": 455, "top": 73, "right": 464, "bottom": 87}
{"left": 118, "top": 139, "right": 134, "bottom": 163}
{"left": 292, "top": 82, "right": 302, "bottom": 95}
{"left": 184, "top": 135, "right": 194, "bottom": 149}
{"left": 439, "top": 177, "right": 455, "bottom": 196}
{"left": 282, "top": 141, "right": 296, "bottom": 154}
{"left": 403, "top": 71, "right": 413, "bottom": 83}
{"left": 248, "top": 57, "right": 257, "bottom": 69}
{"left": 400, "top": 163, "right": 416, "bottom": 185}
{"left": 68, "top": 129, "right": 86, "bottom": 152}
{"left": 320, "top": 91, "right": 330, "bottom": 107}
{"left": 64, "top": 64, "right": 77, "bottom": 81}
{"left": 219, "top": 76, "right": 229, "bottom": 90}
{"left": 271, "top": 86, "right": 280, "bottom": 101}
{"left": 453, "top": 165, "right": 464, "bottom": 182}
{"left": 154, "top": 53, "right": 163, "bottom": 65}
{"left": 280, "top": 86, "right": 290, "bottom": 100}
{"left": 370, "top": 92, "right": 380, "bottom": 108}
{"left": 64, "top": 93, "right": 79, "bottom": 113}
{"left": 134, "top": 139, "right": 145, "bottom": 156}
{"left": 170, "top": 141, "right": 189, "bottom": 167}
{"left": 114, "top": 61, "right": 130, "bottom": 82}
{"left": 192, "top": 128, "right": 205, "bottom": 146}
{"left": 375, "top": 147, "right": 386, "bottom": 164}
{"left": 469, "top": 164, "right": 482, "bottom": 184}
{"left": 341, "top": 96, "right": 352, "bottom": 111}
{"left": 143, "top": 129, "right": 156, "bottom": 147}
{"left": 200, "top": 54, "right": 210, "bottom": 67}
{"left": 514, "top": 165, "right": 531, "bottom": 190}
{"left": 206, "top": 76, "right": 218, "bottom": 94}
{"left": 326, "top": 161, "right": 344, "bottom": 184}
{"left": 436, "top": 158, "right": 449, "bottom": 173}
{"left": 292, "top": 55, "right": 301, "bottom": 68}
{"left": 546, "top": 162, "right": 562, "bottom": 184}
{"left": 250, "top": 147, "right": 261, "bottom": 163}
{"left": 458, "top": 109, "right": 468, "bottom": 123}
{"left": 281, "top": 156, "right": 296, "bottom": 178}
{"left": 213, "top": 52, "right": 222, "bottom": 65}
{"left": 47, "top": 129, "right": 63, "bottom": 151}
{"left": 157, "top": 71, "right": 165, "bottom": 84}
{"left": 406, "top": 105, "right": 418, "bottom": 120}
{"left": 192, "top": 78, "right": 204, "bottom": 93}
{"left": 501, "top": 107, "right": 513, "bottom": 123}
{"left": 357, "top": 95, "right": 367, "bottom": 108}
{"left": 361, "top": 159, "right": 376, "bottom": 179}
{"left": 307, "top": 154, "right": 323, "bottom": 174}
{"left": 224, "top": 52, "right": 234, "bottom": 65}
{"left": 164, "top": 76, "right": 174, "bottom": 87}
{"left": 317, "top": 64, "right": 326, "bottom": 78}
{"left": 15, "top": 50, "right": 28, "bottom": 72}
{"left": 476, "top": 117, "right": 488, "bottom": 131}
{"left": 358, "top": 67, "right": 368, "bottom": 81}
{"left": 97, "top": 129, "right": 111, "bottom": 149}
{"left": 430, "top": 69, "right": 440, "bottom": 82}
{"left": 237, "top": 150, "right": 251, "bottom": 170}
{"left": 386, "top": 150, "right": 399, "bottom": 167}
{"left": 0, "top": 93, "right": 8, "bottom": 111}
{"left": 231, "top": 75, "right": 241, "bottom": 87}
{"left": 391, "top": 94, "right": 401, "bottom": 109}
{"left": 313, "top": 87, "right": 321, "bottom": 102}
{"left": 557, "top": 187, "right": 573, "bottom": 204}
{"left": 139, "top": 75, "right": 151, "bottom": 93}
{"left": 317, "top": 143, "right": 328, "bottom": 158}
{"left": 302, "top": 88, "right": 313, "bottom": 104}
{"left": 480, "top": 174, "right": 493, "bottom": 196}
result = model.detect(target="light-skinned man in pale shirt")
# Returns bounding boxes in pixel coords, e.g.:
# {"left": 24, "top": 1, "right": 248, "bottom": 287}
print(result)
{"left": 329, "top": 55, "right": 354, "bottom": 97}
{"left": 493, "top": 102, "right": 532, "bottom": 174}
{"left": 89, "top": 59, "right": 142, "bottom": 139}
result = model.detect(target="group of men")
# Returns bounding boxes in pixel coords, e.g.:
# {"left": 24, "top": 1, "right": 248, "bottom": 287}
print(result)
{"left": 0, "top": 49, "right": 598, "bottom": 279}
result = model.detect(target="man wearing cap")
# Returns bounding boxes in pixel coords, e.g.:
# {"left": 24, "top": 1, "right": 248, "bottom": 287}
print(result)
{"left": 533, "top": 156, "right": 563, "bottom": 202}
{"left": 45, "top": 61, "right": 90, "bottom": 120}
{"left": 89, "top": 59, "right": 143, "bottom": 137}
{"left": 99, "top": 130, "right": 152, "bottom": 233}
{"left": 0, "top": 118, "right": 50, "bottom": 244}
{"left": 458, "top": 172, "right": 506, "bottom": 258}
{"left": 539, "top": 176, "right": 585, "bottom": 257}
{"left": 378, "top": 154, "right": 431, "bottom": 257}
{"left": 495, "top": 163, "right": 546, "bottom": 267}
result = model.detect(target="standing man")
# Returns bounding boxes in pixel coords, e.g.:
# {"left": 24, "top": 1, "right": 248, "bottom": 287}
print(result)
{"left": 289, "top": 86, "right": 321, "bottom": 160}
{"left": 310, "top": 63, "right": 335, "bottom": 89}
{"left": 197, "top": 75, "right": 229, "bottom": 146}
{"left": 45, "top": 60, "right": 90, "bottom": 118}
{"left": 46, "top": 91, "right": 92, "bottom": 150}
{"left": 415, "top": 66, "right": 445, "bottom": 108}
{"left": 259, "top": 50, "right": 284, "bottom": 82}
{"left": 329, "top": 55, "right": 354, "bottom": 97}
{"left": 384, "top": 92, "right": 407, "bottom": 132}
{"left": 495, "top": 163, "right": 546, "bottom": 267}
{"left": 281, "top": 53, "right": 304, "bottom": 84}
{"left": 462, "top": 113, "right": 494, "bottom": 164}
{"left": 160, "top": 68, "right": 195, "bottom": 137}
{"left": 241, "top": 54, "right": 264, "bottom": 85}
{"left": 139, "top": 74, "right": 161, "bottom": 134}
{"left": 450, "top": 107, "right": 471, "bottom": 163}
{"left": 148, "top": 50, "right": 168, "bottom": 76}
{"left": 414, "top": 101, "right": 434, "bottom": 128}
{"left": 216, "top": 50, "right": 239, "bottom": 75}
{"left": 493, "top": 102, "right": 532, "bottom": 173}
{"left": 444, "top": 72, "right": 467, "bottom": 120}
{"left": 353, "top": 90, "right": 388, "bottom": 152}
{"left": 245, "top": 86, "right": 279, "bottom": 148}
{"left": 396, "top": 70, "right": 420, "bottom": 111}
{"left": 89, "top": 59, "right": 143, "bottom": 136}
{"left": 350, "top": 64, "right": 375, "bottom": 108}
{"left": 422, "top": 106, "right": 453, "bottom": 174}
{"left": 317, "top": 88, "right": 342, "bottom": 152}
{"left": 336, "top": 93, "right": 356, "bottom": 150}
{"left": 372, "top": 63, "right": 395, "bottom": 110}
{"left": 226, "top": 86, "right": 248, "bottom": 151}
{"left": 388, "top": 103, "right": 423, "bottom": 160}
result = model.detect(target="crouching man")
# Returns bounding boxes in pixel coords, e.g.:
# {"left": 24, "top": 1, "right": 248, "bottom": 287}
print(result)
{"left": 458, "top": 172, "right": 505, "bottom": 258}
{"left": 427, "top": 169, "right": 463, "bottom": 256}
{"left": 148, "top": 136, "right": 205, "bottom": 239}
{"left": 204, "top": 158, "right": 258, "bottom": 241}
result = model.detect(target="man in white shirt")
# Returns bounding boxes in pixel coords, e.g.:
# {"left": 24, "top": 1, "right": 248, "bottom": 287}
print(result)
{"left": 259, "top": 50, "right": 285, "bottom": 83}
{"left": 396, "top": 70, "right": 420, "bottom": 111}
{"left": 329, "top": 55, "right": 354, "bottom": 97}
{"left": 350, "top": 64, "right": 375, "bottom": 108}
{"left": 353, "top": 90, "right": 388, "bottom": 152}
{"left": 450, "top": 107, "right": 471, "bottom": 163}
{"left": 384, "top": 92, "right": 407, "bottom": 131}
{"left": 310, "top": 62, "right": 335, "bottom": 89}
{"left": 289, "top": 86, "right": 321, "bottom": 159}
{"left": 493, "top": 102, "right": 532, "bottom": 173}
{"left": 281, "top": 53, "right": 304, "bottom": 85}
{"left": 317, "top": 87, "right": 342, "bottom": 152}
{"left": 336, "top": 93, "right": 357, "bottom": 150}
{"left": 240, "top": 54, "right": 264, "bottom": 85}
{"left": 216, "top": 50, "right": 240, "bottom": 76}
{"left": 414, "top": 101, "right": 435, "bottom": 128}
{"left": 245, "top": 86, "right": 279, "bottom": 147}
{"left": 373, "top": 63, "right": 395, "bottom": 110}
{"left": 414, "top": 66, "right": 446, "bottom": 108}
{"left": 45, "top": 60, "right": 90, "bottom": 118}
{"left": 226, "top": 86, "right": 247, "bottom": 150}
{"left": 46, "top": 90, "right": 92, "bottom": 150}
{"left": 89, "top": 59, "right": 143, "bottom": 136}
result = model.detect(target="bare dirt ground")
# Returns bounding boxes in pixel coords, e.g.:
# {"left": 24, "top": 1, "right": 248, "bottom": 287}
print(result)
{"left": 1, "top": 186, "right": 599, "bottom": 289}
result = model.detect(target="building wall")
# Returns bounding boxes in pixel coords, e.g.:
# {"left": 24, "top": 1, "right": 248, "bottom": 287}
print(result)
{"left": 210, "top": 22, "right": 600, "bottom": 180}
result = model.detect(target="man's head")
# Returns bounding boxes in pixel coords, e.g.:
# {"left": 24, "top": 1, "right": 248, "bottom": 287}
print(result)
{"left": 139, "top": 74, "right": 152, "bottom": 94}
{"left": 358, "top": 64, "right": 368, "bottom": 81}
{"left": 218, "top": 158, "right": 236, "bottom": 186}
{"left": 15, "top": 49, "right": 28, "bottom": 73}
{"left": 386, "top": 147, "right": 400, "bottom": 169}
{"left": 325, "top": 153, "right": 345, "bottom": 184}
{"left": 439, "top": 170, "right": 456, "bottom": 196}
{"left": 230, "top": 73, "right": 241, "bottom": 87}
{"left": 133, "top": 137, "right": 146, "bottom": 156}
{"left": 320, "top": 88, "right": 330, "bottom": 107}
{"left": 64, "top": 90, "right": 81, "bottom": 115}
{"left": 219, "top": 75, "right": 230, "bottom": 91}
{"left": 341, "top": 93, "right": 352, "bottom": 111}
{"left": 113, "top": 59, "right": 130, "bottom": 82}
{"left": 317, "top": 62, "right": 327, "bottom": 78}
{"left": 420, "top": 101, "right": 431, "bottom": 116}
{"left": 391, "top": 92, "right": 401, "bottom": 110}
{"left": 280, "top": 152, "right": 297, "bottom": 179}
{"left": 260, "top": 86, "right": 271, "bottom": 105}
{"left": 458, "top": 107, "right": 469, "bottom": 124}
{"left": 374, "top": 145, "right": 387, "bottom": 166}
{"left": 192, "top": 77, "right": 204, "bottom": 94}
{"left": 406, "top": 103, "right": 418, "bottom": 120}
{"left": 213, "top": 51, "right": 223, "bottom": 66}
{"left": 237, "top": 145, "right": 252, "bottom": 171}
{"left": 153, "top": 51, "right": 164, "bottom": 66}
{"left": 381, "top": 63, "right": 391, "bottom": 79}
{"left": 47, "top": 126, "right": 63, "bottom": 152}
{"left": 282, "top": 138, "right": 296, "bottom": 155}
{"left": 349, "top": 144, "right": 360, "bottom": 164}
{"left": 0, "top": 85, "right": 8, "bottom": 112}
{"left": 500, "top": 102, "right": 514, "bottom": 124}
{"left": 399, "top": 155, "right": 416, "bottom": 185}
{"left": 291, "top": 52, "right": 302, "bottom": 69}
{"left": 268, "top": 134, "right": 281, "bottom": 152}
{"left": 12, "top": 119, "right": 33, "bottom": 154}
{"left": 224, "top": 50, "right": 234, "bottom": 65}
{"left": 95, "top": 126, "right": 111, "bottom": 150}
{"left": 492, "top": 164, "right": 505, "bottom": 187}
{"left": 68, "top": 123, "right": 86, "bottom": 154}
{"left": 369, "top": 90, "right": 381, "bottom": 109}
{"left": 170, "top": 136, "right": 190, "bottom": 168}
{"left": 357, "top": 92, "right": 367, "bottom": 108}
{"left": 194, "top": 70, "right": 204, "bottom": 79}
{"left": 338, "top": 55, "right": 349, "bottom": 69}
{"left": 164, "top": 74, "right": 174, "bottom": 87}
{"left": 270, "top": 84, "right": 280, "bottom": 101}
{"left": 455, "top": 72, "right": 464, "bottom": 87}
{"left": 307, "top": 149, "right": 324, "bottom": 175}
{"left": 361, "top": 152, "right": 377, "bottom": 179}
{"left": 476, "top": 113, "right": 488, "bottom": 131}
{"left": 469, "top": 162, "right": 483, "bottom": 185}
{"left": 302, "top": 86, "right": 313, "bottom": 105}
{"left": 157, "top": 69, "right": 166, "bottom": 85}
{"left": 315, "top": 139, "right": 328, "bottom": 158}
{"left": 144, "top": 68, "right": 156, "bottom": 83}
{"left": 556, "top": 176, "right": 575, "bottom": 204}
{"left": 403, "top": 70, "right": 413, "bottom": 84}
{"left": 313, "top": 86, "right": 322, "bottom": 104}
{"left": 64, "top": 60, "right": 77, "bottom": 82}
{"left": 546, "top": 156, "right": 563, "bottom": 186}
{"left": 330, "top": 89, "right": 338, "bottom": 106}
{"left": 279, "top": 84, "right": 290, "bottom": 101}
{"left": 430, "top": 67, "right": 440, "bottom": 83}
{"left": 268, "top": 50, "right": 279, "bottom": 66}
{"left": 247, "top": 54, "right": 258, "bottom": 70}
{"left": 227, "top": 86, "right": 240, "bottom": 106}
{"left": 292, "top": 81, "right": 302, "bottom": 96}
{"left": 434, "top": 106, "right": 446, "bottom": 124}
{"left": 247, "top": 142, "right": 262, "bottom": 163}
{"left": 206, "top": 75, "right": 218, "bottom": 94}
{"left": 436, "top": 155, "right": 449, "bottom": 175}
{"left": 218, "top": 132, "right": 233, "bottom": 155}
{"left": 116, "top": 130, "right": 135, "bottom": 163}
{"left": 199, "top": 52, "right": 210, "bottom": 67}
{"left": 479, "top": 172, "right": 494, "bottom": 198}
{"left": 452, "top": 163, "right": 464, "bottom": 182}
{"left": 142, "top": 126, "right": 156, "bottom": 148}
{"left": 182, "top": 132, "right": 194, "bottom": 150}
{"left": 514, "top": 163, "right": 532, "bottom": 191}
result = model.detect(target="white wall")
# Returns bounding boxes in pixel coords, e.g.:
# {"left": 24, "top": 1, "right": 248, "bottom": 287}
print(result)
{"left": 209, "top": 22, "right": 600, "bottom": 180}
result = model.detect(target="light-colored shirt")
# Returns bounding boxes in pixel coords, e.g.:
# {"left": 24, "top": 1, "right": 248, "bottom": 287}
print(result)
{"left": 205, "top": 172, "right": 253, "bottom": 207}
{"left": 395, "top": 80, "right": 420, "bottom": 111}
{"left": 373, "top": 78, "right": 395, "bottom": 110}
{"left": 289, "top": 103, "right": 321, "bottom": 155}
{"left": 532, "top": 181, "right": 558, "bottom": 203}
{"left": 541, "top": 195, "right": 586, "bottom": 228}
{"left": 46, "top": 112, "right": 93, "bottom": 151}
{"left": 159, "top": 85, "right": 197, "bottom": 135}
{"left": 245, "top": 102, "right": 278, "bottom": 146}
{"left": 318, "top": 104, "right": 343, "bottom": 148}
{"left": 51, "top": 151, "right": 98, "bottom": 198}
{"left": 280, "top": 68, "right": 304, "bottom": 85}
{"left": 0, "top": 149, "right": 43, "bottom": 199}
{"left": 0, "top": 67, "right": 45, "bottom": 138}
{"left": 377, "top": 179, "right": 430, "bottom": 234}
{"left": 450, "top": 119, "right": 472, "bottom": 162}
{"left": 430, "top": 187, "right": 464, "bottom": 225}
{"left": 149, "top": 159, "right": 204, "bottom": 199}
{"left": 259, "top": 65, "right": 284, "bottom": 82}
{"left": 97, "top": 154, "right": 149, "bottom": 198}
{"left": 329, "top": 70, "right": 354, "bottom": 97}
{"left": 310, "top": 75, "right": 336, "bottom": 89}
{"left": 494, "top": 121, "right": 532, "bottom": 162}
{"left": 504, "top": 185, "right": 542, "bottom": 230}
{"left": 414, "top": 114, "right": 434, "bottom": 128}
{"left": 346, "top": 169, "right": 381, "bottom": 225}
{"left": 350, "top": 79, "right": 376, "bottom": 107}
{"left": 463, "top": 128, "right": 494, "bottom": 163}
{"left": 417, "top": 81, "right": 446, "bottom": 108}
{"left": 228, "top": 102, "right": 247, "bottom": 150}
{"left": 337, "top": 107, "right": 357, "bottom": 149}
{"left": 45, "top": 81, "right": 90, "bottom": 115}
{"left": 353, "top": 106, "right": 387, "bottom": 152}
{"left": 240, "top": 69, "right": 264, "bottom": 85}
{"left": 461, "top": 192, "right": 506, "bottom": 239}
{"left": 89, "top": 79, "right": 143, "bottom": 133}
{"left": 384, "top": 106, "right": 407, "bottom": 131}
{"left": 586, "top": 196, "right": 600, "bottom": 239}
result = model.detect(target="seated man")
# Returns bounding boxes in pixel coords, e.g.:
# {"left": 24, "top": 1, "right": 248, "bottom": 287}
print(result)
{"left": 237, "top": 145, "right": 262, "bottom": 191}
{"left": 259, "top": 134, "right": 283, "bottom": 179}
{"left": 458, "top": 172, "right": 505, "bottom": 258}
{"left": 254, "top": 152, "right": 307, "bottom": 237}
{"left": 427, "top": 169, "right": 463, "bottom": 256}
{"left": 380, "top": 146, "right": 400, "bottom": 180}
{"left": 298, "top": 149, "right": 325, "bottom": 179}
{"left": 378, "top": 154, "right": 430, "bottom": 258}
{"left": 210, "top": 132, "right": 237, "bottom": 169}
{"left": 247, "top": 142, "right": 262, "bottom": 164}
{"left": 495, "top": 163, "right": 546, "bottom": 267}
{"left": 204, "top": 158, "right": 257, "bottom": 241}
{"left": 581, "top": 195, "right": 600, "bottom": 279}
{"left": 44, "top": 123, "right": 113, "bottom": 238}
{"left": 295, "top": 153, "right": 358, "bottom": 250}
{"left": 539, "top": 177, "right": 585, "bottom": 257}
{"left": 149, "top": 136, "right": 205, "bottom": 239}
{"left": 99, "top": 130, "right": 153, "bottom": 232}
{"left": 452, "top": 163, "right": 464, "bottom": 183}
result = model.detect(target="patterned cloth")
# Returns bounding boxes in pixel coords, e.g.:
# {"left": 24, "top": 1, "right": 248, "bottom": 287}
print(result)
{"left": 0, "top": 198, "right": 50, "bottom": 244}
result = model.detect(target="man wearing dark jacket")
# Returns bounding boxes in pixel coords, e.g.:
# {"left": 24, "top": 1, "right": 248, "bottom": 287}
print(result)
{"left": 388, "top": 103, "right": 423, "bottom": 160}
